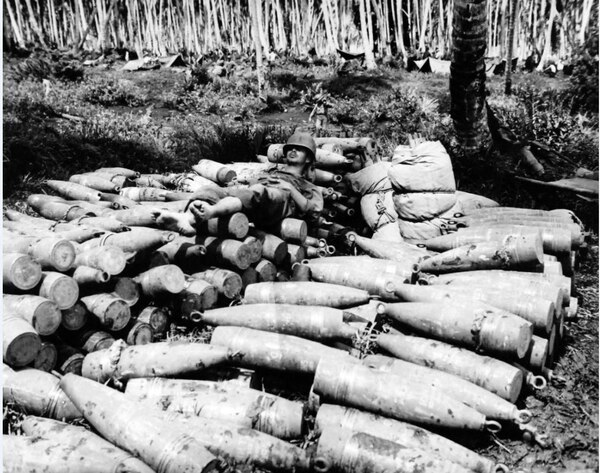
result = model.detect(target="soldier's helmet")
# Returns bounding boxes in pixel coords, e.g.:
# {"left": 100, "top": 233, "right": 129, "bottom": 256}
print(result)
{"left": 283, "top": 133, "right": 317, "bottom": 163}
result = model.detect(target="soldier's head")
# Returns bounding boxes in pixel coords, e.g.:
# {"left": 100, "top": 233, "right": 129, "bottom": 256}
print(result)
{"left": 283, "top": 132, "right": 317, "bottom": 168}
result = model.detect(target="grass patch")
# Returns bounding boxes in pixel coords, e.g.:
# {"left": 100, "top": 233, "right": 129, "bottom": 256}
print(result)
{"left": 322, "top": 71, "right": 393, "bottom": 99}
{"left": 80, "top": 77, "right": 149, "bottom": 107}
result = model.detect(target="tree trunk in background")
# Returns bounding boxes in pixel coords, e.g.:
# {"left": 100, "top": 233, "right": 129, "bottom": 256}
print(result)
{"left": 450, "top": 0, "right": 488, "bottom": 153}
{"left": 579, "top": 0, "right": 594, "bottom": 44}
{"left": 537, "top": 0, "right": 557, "bottom": 70}
{"left": 249, "top": 0, "right": 265, "bottom": 96}
{"left": 23, "top": 0, "right": 47, "bottom": 46}
{"left": 359, "top": 0, "right": 376, "bottom": 69}
{"left": 5, "top": 0, "right": 26, "bottom": 48}
{"left": 3, "top": 0, "right": 592, "bottom": 60}
{"left": 505, "top": 0, "right": 517, "bottom": 95}
{"left": 252, "top": 0, "right": 270, "bottom": 58}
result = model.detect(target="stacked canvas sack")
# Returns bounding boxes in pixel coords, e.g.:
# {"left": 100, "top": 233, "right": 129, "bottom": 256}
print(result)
{"left": 346, "top": 162, "right": 403, "bottom": 241}
{"left": 394, "top": 191, "right": 500, "bottom": 240}
{"left": 388, "top": 141, "right": 457, "bottom": 240}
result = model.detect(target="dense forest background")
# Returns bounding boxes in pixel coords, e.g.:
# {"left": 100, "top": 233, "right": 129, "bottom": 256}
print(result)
{"left": 3, "top": 0, "right": 597, "bottom": 67}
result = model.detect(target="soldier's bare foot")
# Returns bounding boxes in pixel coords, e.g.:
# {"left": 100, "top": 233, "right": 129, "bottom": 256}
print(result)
{"left": 155, "top": 211, "right": 196, "bottom": 236}
{"left": 189, "top": 201, "right": 216, "bottom": 221}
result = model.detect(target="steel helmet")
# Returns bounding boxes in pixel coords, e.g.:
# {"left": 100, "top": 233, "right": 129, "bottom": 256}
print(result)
{"left": 283, "top": 132, "right": 317, "bottom": 162}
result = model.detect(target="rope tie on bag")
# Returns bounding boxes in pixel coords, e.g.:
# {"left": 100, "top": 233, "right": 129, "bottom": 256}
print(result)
{"left": 374, "top": 191, "right": 396, "bottom": 229}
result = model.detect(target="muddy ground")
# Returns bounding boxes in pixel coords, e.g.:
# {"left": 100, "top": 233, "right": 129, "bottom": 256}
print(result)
{"left": 3, "top": 52, "right": 598, "bottom": 472}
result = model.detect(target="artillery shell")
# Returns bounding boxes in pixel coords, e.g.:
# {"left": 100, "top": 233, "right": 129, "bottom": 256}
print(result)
{"left": 314, "top": 427, "right": 474, "bottom": 473}
{"left": 73, "top": 246, "right": 127, "bottom": 275}
{"left": 3, "top": 368, "right": 81, "bottom": 420}
{"left": 313, "top": 357, "right": 492, "bottom": 431}
{"left": 82, "top": 340, "right": 230, "bottom": 382}
{"left": 192, "top": 268, "right": 243, "bottom": 299}
{"left": 377, "top": 332, "right": 523, "bottom": 402}
{"left": 60, "top": 301, "right": 89, "bottom": 331}
{"left": 363, "top": 354, "right": 531, "bottom": 423}
{"left": 134, "top": 265, "right": 186, "bottom": 297}
{"left": 3, "top": 315, "right": 41, "bottom": 367}
{"left": 3, "top": 294, "right": 62, "bottom": 336}
{"left": 380, "top": 301, "right": 533, "bottom": 358}
{"left": 20, "top": 416, "right": 154, "bottom": 473}
{"left": 3, "top": 253, "right": 42, "bottom": 291}
{"left": 137, "top": 306, "right": 169, "bottom": 335}
{"left": 126, "top": 377, "right": 305, "bottom": 440}
{"left": 210, "top": 326, "right": 348, "bottom": 373}
{"left": 80, "top": 293, "right": 131, "bottom": 331}
{"left": 249, "top": 229, "right": 288, "bottom": 265}
{"left": 59, "top": 373, "right": 220, "bottom": 473}
{"left": 200, "top": 304, "right": 357, "bottom": 340}
{"left": 315, "top": 405, "right": 498, "bottom": 473}
{"left": 38, "top": 272, "right": 79, "bottom": 310}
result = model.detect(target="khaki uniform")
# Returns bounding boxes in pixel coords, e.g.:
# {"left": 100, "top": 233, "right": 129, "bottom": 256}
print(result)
{"left": 188, "top": 166, "right": 324, "bottom": 228}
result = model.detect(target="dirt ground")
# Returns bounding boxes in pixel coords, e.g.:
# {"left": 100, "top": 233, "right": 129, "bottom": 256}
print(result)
{"left": 482, "top": 242, "right": 599, "bottom": 472}
{"left": 3, "top": 53, "right": 598, "bottom": 472}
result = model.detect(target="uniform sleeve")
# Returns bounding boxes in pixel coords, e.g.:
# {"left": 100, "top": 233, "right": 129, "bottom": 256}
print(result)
{"left": 301, "top": 183, "right": 324, "bottom": 214}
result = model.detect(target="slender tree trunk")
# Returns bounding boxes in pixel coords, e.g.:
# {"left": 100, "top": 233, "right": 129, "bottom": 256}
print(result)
{"left": 5, "top": 0, "right": 26, "bottom": 48}
{"left": 47, "top": 0, "right": 57, "bottom": 46}
{"left": 396, "top": 0, "right": 407, "bottom": 63}
{"left": 372, "top": 0, "right": 390, "bottom": 56}
{"left": 451, "top": 0, "right": 488, "bottom": 153}
{"left": 505, "top": 0, "right": 517, "bottom": 94}
{"left": 418, "top": 0, "right": 432, "bottom": 52}
{"left": 99, "top": 0, "right": 117, "bottom": 52}
{"left": 209, "top": 0, "right": 221, "bottom": 50}
{"left": 321, "top": 0, "right": 336, "bottom": 52}
{"left": 579, "top": 0, "right": 593, "bottom": 44}
{"left": 263, "top": 0, "right": 271, "bottom": 54}
{"left": 75, "top": 3, "right": 98, "bottom": 51}
{"left": 359, "top": 0, "right": 377, "bottom": 68}
{"left": 535, "top": 0, "right": 546, "bottom": 54}
{"left": 255, "top": 0, "right": 269, "bottom": 57}
{"left": 365, "top": 0, "right": 375, "bottom": 55}
{"left": 249, "top": 0, "right": 265, "bottom": 95}
{"left": 23, "top": 0, "right": 47, "bottom": 46}
{"left": 537, "top": 0, "right": 556, "bottom": 70}
{"left": 274, "top": 0, "right": 287, "bottom": 51}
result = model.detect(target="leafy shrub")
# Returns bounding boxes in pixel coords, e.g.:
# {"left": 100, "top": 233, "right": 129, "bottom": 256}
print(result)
{"left": 183, "top": 63, "right": 213, "bottom": 92}
{"left": 12, "top": 53, "right": 84, "bottom": 82}
{"left": 567, "top": 47, "right": 599, "bottom": 115}
{"left": 565, "top": 13, "right": 599, "bottom": 115}
{"left": 327, "top": 87, "right": 441, "bottom": 143}
{"left": 328, "top": 97, "right": 360, "bottom": 125}
{"left": 80, "top": 78, "right": 148, "bottom": 107}
{"left": 490, "top": 83, "right": 598, "bottom": 169}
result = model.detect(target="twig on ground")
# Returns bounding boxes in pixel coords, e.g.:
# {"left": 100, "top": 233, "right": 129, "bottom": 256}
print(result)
{"left": 579, "top": 405, "right": 598, "bottom": 425}
{"left": 491, "top": 435, "right": 512, "bottom": 453}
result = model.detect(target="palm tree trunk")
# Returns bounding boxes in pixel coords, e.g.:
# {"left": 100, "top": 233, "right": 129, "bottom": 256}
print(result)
{"left": 505, "top": 0, "right": 517, "bottom": 95}
{"left": 249, "top": 0, "right": 265, "bottom": 95}
{"left": 359, "top": 0, "right": 377, "bottom": 69}
{"left": 255, "top": 0, "right": 269, "bottom": 57}
{"left": 24, "top": 0, "right": 47, "bottom": 46}
{"left": 395, "top": 0, "right": 408, "bottom": 64}
{"left": 536, "top": 0, "right": 557, "bottom": 70}
{"left": 418, "top": 0, "right": 432, "bottom": 52}
{"left": 5, "top": 0, "right": 26, "bottom": 48}
{"left": 365, "top": 0, "right": 374, "bottom": 55}
{"left": 579, "top": 0, "right": 594, "bottom": 44}
{"left": 450, "top": 0, "right": 488, "bottom": 153}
